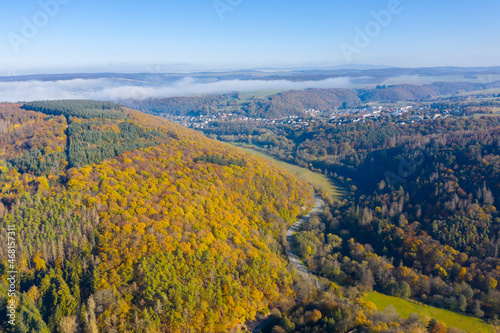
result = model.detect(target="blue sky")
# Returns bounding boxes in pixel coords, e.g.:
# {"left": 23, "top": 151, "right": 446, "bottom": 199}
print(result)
{"left": 0, "top": 0, "right": 499, "bottom": 74}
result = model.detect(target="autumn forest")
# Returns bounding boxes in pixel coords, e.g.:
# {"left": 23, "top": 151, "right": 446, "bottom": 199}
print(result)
{"left": 1, "top": 99, "right": 499, "bottom": 333}
{"left": 0, "top": 101, "right": 315, "bottom": 332}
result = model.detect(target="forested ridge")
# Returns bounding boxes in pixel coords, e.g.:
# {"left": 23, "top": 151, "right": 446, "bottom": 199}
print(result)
{"left": 124, "top": 94, "right": 238, "bottom": 117}
{"left": 0, "top": 101, "right": 316, "bottom": 332}
{"left": 22, "top": 100, "right": 126, "bottom": 120}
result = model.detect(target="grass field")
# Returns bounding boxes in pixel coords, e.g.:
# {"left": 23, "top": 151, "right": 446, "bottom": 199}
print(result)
{"left": 364, "top": 292, "right": 494, "bottom": 333}
{"left": 229, "top": 143, "right": 346, "bottom": 200}
{"left": 455, "top": 87, "right": 500, "bottom": 97}
{"left": 473, "top": 112, "right": 500, "bottom": 119}
{"left": 237, "top": 89, "right": 287, "bottom": 101}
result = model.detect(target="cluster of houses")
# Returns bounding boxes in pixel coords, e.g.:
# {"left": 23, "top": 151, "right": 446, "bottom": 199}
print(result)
{"left": 326, "top": 105, "right": 451, "bottom": 125}
{"left": 172, "top": 113, "right": 312, "bottom": 129}
{"left": 167, "top": 103, "right": 454, "bottom": 129}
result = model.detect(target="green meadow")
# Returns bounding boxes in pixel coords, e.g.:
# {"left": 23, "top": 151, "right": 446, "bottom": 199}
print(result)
{"left": 364, "top": 292, "right": 494, "bottom": 333}
{"left": 229, "top": 143, "right": 346, "bottom": 200}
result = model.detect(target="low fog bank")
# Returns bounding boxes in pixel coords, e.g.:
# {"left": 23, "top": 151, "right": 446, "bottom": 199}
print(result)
{"left": 0, "top": 77, "right": 356, "bottom": 103}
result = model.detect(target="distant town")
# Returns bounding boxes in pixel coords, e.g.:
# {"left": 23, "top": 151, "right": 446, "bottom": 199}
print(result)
{"left": 167, "top": 103, "right": 455, "bottom": 130}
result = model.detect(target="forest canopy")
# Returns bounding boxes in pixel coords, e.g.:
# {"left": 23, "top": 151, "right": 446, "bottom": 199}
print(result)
{"left": 22, "top": 100, "right": 126, "bottom": 120}
{"left": 0, "top": 102, "right": 315, "bottom": 332}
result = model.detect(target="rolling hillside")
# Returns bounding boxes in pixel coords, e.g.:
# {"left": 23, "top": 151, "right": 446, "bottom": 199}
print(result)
{"left": 0, "top": 101, "right": 314, "bottom": 332}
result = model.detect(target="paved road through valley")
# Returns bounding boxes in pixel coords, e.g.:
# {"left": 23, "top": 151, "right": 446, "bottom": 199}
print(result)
{"left": 286, "top": 195, "right": 324, "bottom": 289}
{"left": 252, "top": 195, "right": 325, "bottom": 332}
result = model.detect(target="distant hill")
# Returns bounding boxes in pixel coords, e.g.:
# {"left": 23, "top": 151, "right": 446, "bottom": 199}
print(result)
{"left": 243, "top": 88, "right": 361, "bottom": 117}
{"left": 123, "top": 80, "right": 500, "bottom": 119}
{"left": 124, "top": 93, "right": 238, "bottom": 116}
{"left": 358, "top": 81, "right": 500, "bottom": 102}
{"left": 2, "top": 66, "right": 500, "bottom": 83}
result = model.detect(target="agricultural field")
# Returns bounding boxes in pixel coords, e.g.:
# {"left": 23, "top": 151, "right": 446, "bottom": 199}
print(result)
{"left": 364, "top": 292, "right": 495, "bottom": 333}
{"left": 229, "top": 143, "right": 346, "bottom": 200}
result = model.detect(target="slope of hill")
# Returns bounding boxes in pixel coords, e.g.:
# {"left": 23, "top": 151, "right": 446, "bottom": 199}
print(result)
{"left": 0, "top": 101, "right": 315, "bottom": 332}
{"left": 125, "top": 88, "right": 362, "bottom": 119}
{"left": 124, "top": 93, "right": 238, "bottom": 117}
{"left": 358, "top": 81, "right": 500, "bottom": 102}
{"left": 245, "top": 88, "right": 362, "bottom": 117}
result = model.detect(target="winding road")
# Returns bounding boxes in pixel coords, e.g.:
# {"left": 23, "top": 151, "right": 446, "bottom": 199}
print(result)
{"left": 286, "top": 195, "right": 324, "bottom": 289}
{"left": 252, "top": 195, "right": 325, "bottom": 332}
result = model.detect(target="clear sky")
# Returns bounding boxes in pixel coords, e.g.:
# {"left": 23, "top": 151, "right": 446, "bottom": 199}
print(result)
{"left": 0, "top": 0, "right": 499, "bottom": 74}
